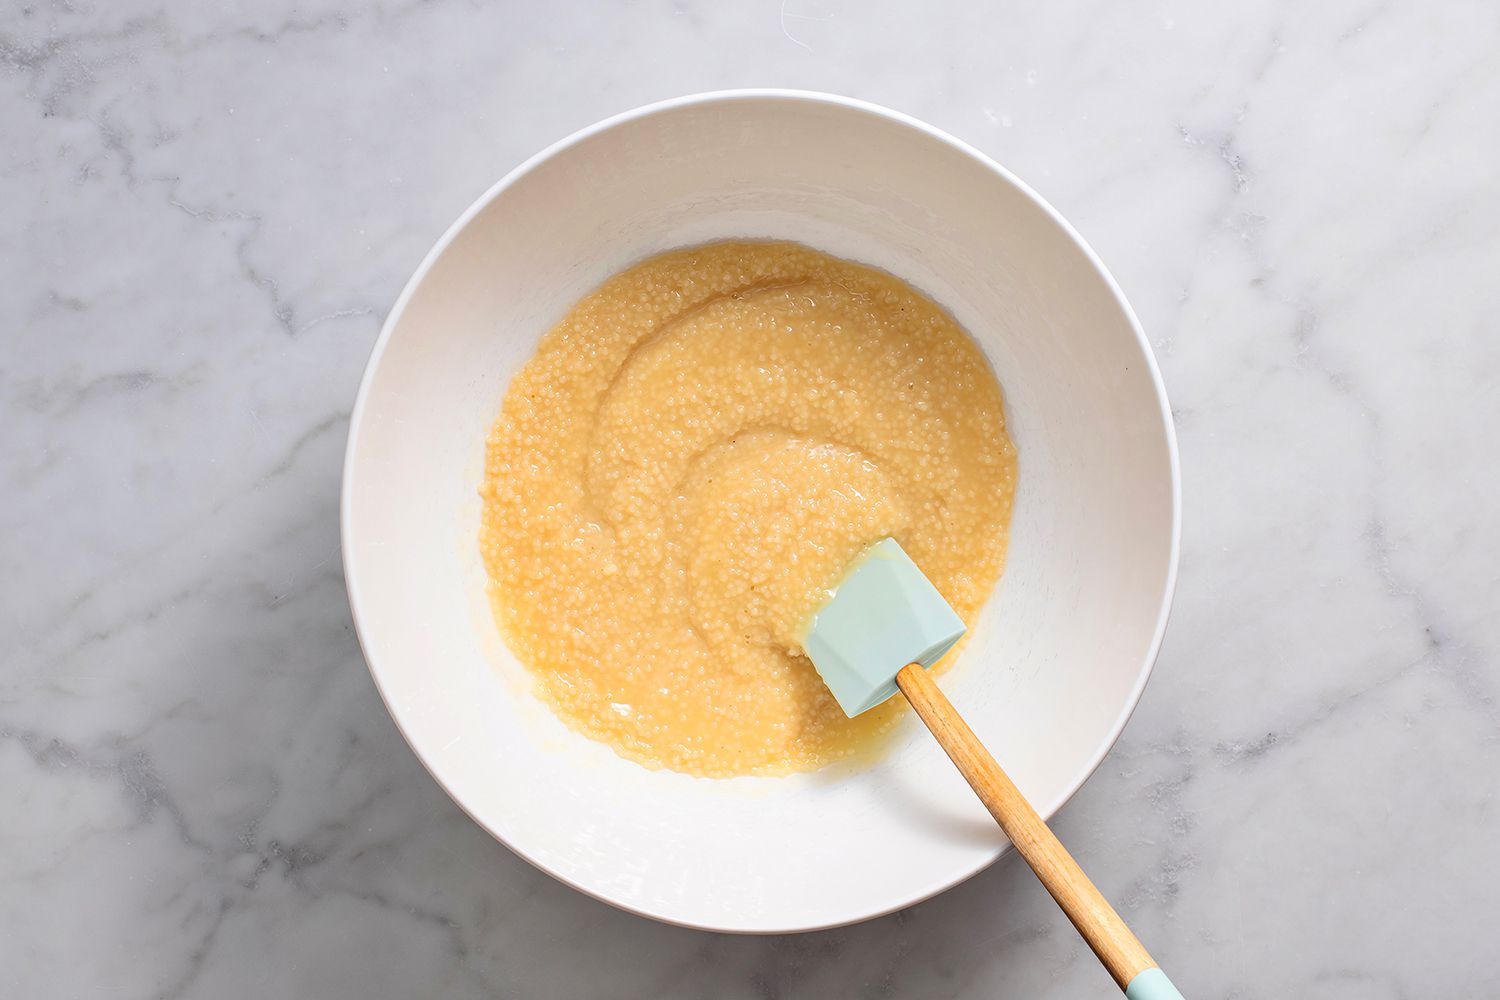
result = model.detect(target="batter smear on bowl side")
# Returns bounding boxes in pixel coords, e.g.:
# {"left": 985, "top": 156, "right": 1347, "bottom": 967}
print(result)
{"left": 479, "top": 241, "right": 1017, "bottom": 776}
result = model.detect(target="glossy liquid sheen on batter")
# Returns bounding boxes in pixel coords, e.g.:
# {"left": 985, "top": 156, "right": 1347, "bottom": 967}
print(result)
{"left": 480, "top": 241, "right": 1017, "bottom": 777}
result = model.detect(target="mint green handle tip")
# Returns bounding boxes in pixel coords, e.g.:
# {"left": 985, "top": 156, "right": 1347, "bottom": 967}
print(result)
{"left": 1125, "top": 968, "right": 1185, "bottom": 1000}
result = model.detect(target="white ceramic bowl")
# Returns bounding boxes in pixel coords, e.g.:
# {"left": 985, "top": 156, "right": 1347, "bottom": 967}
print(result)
{"left": 342, "top": 91, "right": 1179, "bottom": 933}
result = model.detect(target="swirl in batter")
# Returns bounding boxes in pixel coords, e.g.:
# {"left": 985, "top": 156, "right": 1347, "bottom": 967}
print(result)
{"left": 480, "top": 241, "right": 1017, "bottom": 776}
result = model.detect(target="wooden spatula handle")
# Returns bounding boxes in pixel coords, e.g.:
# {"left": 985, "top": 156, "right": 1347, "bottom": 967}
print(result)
{"left": 895, "top": 663, "right": 1178, "bottom": 996}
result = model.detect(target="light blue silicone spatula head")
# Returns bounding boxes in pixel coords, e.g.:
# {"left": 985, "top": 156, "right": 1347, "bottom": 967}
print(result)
{"left": 803, "top": 537, "right": 967, "bottom": 717}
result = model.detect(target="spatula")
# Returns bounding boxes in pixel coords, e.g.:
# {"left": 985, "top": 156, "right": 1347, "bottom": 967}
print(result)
{"left": 804, "top": 538, "right": 1186, "bottom": 1000}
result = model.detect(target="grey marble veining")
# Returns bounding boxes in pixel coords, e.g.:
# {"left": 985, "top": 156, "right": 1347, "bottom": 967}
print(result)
{"left": 4, "top": 1, "right": 1499, "bottom": 996}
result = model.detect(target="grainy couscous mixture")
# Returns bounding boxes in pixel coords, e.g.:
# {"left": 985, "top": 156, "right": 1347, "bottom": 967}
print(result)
{"left": 480, "top": 241, "right": 1017, "bottom": 776}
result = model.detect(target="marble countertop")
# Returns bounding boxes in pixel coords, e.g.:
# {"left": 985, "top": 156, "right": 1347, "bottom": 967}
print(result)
{"left": 5, "top": 1, "right": 1498, "bottom": 996}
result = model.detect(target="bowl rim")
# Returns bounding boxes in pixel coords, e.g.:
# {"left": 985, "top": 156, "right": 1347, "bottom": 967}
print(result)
{"left": 340, "top": 88, "right": 1182, "bottom": 934}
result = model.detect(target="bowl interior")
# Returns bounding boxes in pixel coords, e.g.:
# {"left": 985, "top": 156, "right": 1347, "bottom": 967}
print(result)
{"left": 343, "top": 93, "right": 1177, "bottom": 932}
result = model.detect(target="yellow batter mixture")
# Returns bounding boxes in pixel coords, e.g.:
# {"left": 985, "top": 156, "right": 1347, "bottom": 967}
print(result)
{"left": 480, "top": 241, "right": 1017, "bottom": 776}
